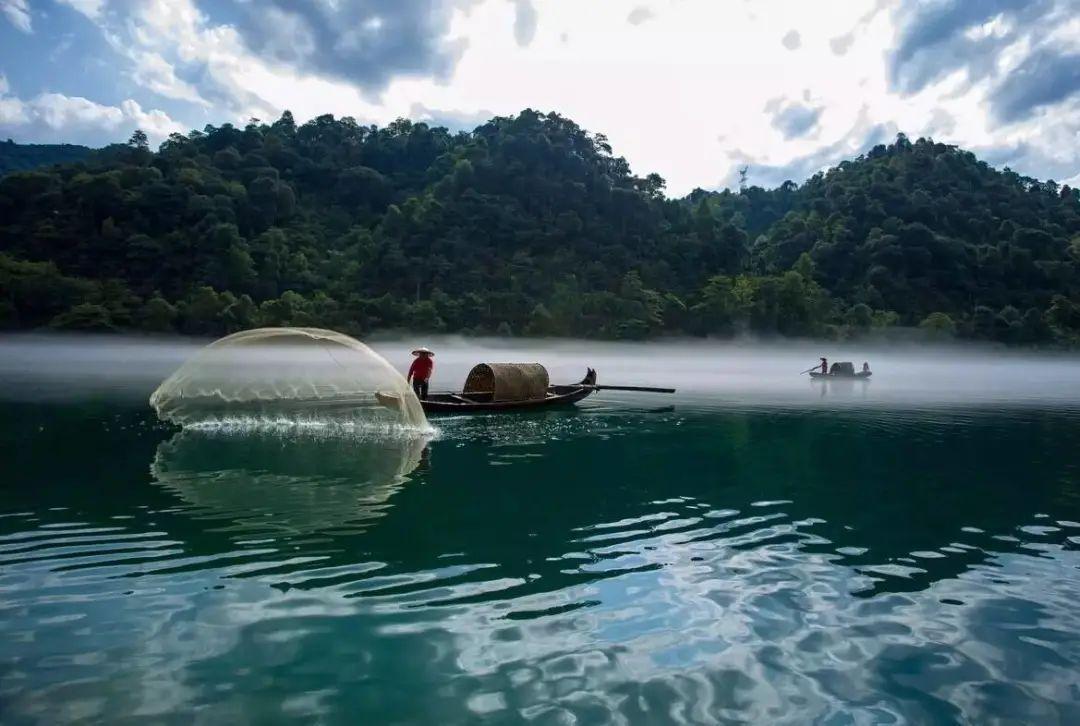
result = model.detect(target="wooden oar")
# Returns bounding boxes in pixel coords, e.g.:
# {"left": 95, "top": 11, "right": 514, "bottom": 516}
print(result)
{"left": 800, "top": 365, "right": 821, "bottom": 375}
{"left": 583, "top": 384, "right": 676, "bottom": 394}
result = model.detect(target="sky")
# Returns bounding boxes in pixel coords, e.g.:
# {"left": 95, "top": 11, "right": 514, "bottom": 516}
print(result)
{"left": 0, "top": 0, "right": 1077, "bottom": 195}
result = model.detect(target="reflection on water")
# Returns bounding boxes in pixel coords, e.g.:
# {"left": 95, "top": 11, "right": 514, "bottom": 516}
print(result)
{"left": 2, "top": 398, "right": 1080, "bottom": 723}
{"left": 812, "top": 376, "right": 872, "bottom": 400}
{"left": 152, "top": 429, "right": 429, "bottom": 537}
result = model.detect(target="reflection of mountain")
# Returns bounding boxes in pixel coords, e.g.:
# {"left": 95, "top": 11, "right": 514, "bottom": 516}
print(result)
{"left": 151, "top": 430, "right": 429, "bottom": 536}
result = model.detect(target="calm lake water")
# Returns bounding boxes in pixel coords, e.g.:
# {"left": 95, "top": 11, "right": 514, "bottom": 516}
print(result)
{"left": 3, "top": 336, "right": 1080, "bottom": 723}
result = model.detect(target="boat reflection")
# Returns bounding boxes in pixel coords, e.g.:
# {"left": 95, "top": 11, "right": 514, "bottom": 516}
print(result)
{"left": 151, "top": 429, "right": 430, "bottom": 537}
{"left": 812, "top": 375, "right": 871, "bottom": 399}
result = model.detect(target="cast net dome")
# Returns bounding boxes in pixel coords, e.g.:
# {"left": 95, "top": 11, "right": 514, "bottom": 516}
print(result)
{"left": 149, "top": 327, "right": 428, "bottom": 430}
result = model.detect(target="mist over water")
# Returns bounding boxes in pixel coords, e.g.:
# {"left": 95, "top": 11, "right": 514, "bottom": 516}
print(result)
{"left": 3, "top": 333, "right": 1080, "bottom": 412}
{"left": 0, "top": 334, "right": 206, "bottom": 402}
{"left": 376, "top": 336, "right": 1080, "bottom": 412}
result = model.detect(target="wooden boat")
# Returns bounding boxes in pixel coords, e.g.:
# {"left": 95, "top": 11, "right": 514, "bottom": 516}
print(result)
{"left": 809, "top": 371, "right": 871, "bottom": 380}
{"left": 808, "top": 361, "right": 871, "bottom": 380}
{"left": 420, "top": 365, "right": 598, "bottom": 414}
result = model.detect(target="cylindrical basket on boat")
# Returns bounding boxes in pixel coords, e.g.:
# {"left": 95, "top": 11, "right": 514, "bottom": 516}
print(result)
{"left": 463, "top": 363, "right": 549, "bottom": 402}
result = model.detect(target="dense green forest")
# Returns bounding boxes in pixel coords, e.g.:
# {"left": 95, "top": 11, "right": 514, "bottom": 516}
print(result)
{"left": 0, "top": 139, "right": 93, "bottom": 176}
{"left": 1, "top": 110, "right": 1078, "bottom": 344}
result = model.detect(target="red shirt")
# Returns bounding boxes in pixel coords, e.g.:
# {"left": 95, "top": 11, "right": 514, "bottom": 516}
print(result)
{"left": 408, "top": 356, "right": 433, "bottom": 382}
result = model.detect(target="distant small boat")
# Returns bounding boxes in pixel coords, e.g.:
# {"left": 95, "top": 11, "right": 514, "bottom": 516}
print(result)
{"left": 808, "top": 361, "right": 871, "bottom": 380}
{"left": 809, "top": 371, "right": 872, "bottom": 380}
{"left": 420, "top": 365, "right": 598, "bottom": 413}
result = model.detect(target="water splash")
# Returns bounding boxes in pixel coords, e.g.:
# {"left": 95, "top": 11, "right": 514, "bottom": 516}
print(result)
{"left": 183, "top": 414, "right": 436, "bottom": 438}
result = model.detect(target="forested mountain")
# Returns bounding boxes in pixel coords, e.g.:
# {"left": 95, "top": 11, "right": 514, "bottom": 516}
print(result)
{"left": 0, "top": 140, "right": 93, "bottom": 176}
{"left": 1, "top": 110, "right": 1078, "bottom": 344}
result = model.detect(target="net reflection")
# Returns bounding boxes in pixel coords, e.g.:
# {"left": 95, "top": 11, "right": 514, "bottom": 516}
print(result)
{"left": 151, "top": 429, "right": 430, "bottom": 538}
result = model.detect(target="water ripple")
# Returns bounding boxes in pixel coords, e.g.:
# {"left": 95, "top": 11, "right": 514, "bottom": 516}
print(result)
{"left": 3, "top": 404, "right": 1080, "bottom": 722}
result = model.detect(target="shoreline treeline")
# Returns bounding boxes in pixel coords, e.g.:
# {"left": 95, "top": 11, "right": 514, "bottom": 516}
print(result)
{"left": 1, "top": 110, "right": 1078, "bottom": 344}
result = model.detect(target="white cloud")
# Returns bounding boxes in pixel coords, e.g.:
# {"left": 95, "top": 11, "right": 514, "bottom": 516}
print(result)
{"left": 128, "top": 50, "right": 210, "bottom": 107}
{"left": 409, "top": 102, "right": 493, "bottom": 131}
{"left": 0, "top": 100, "right": 30, "bottom": 127}
{"left": 114, "top": 0, "right": 278, "bottom": 119}
{"left": 365, "top": 0, "right": 1072, "bottom": 193}
{"left": 0, "top": 82, "right": 184, "bottom": 145}
{"left": 361, "top": 0, "right": 906, "bottom": 194}
{"left": 31, "top": 93, "right": 123, "bottom": 129}
{"left": 118, "top": 99, "right": 187, "bottom": 138}
{"left": 54, "top": 0, "right": 106, "bottom": 21}
{"left": 0, "top": 76, "right": 30, "bottom": 125}
{"left": 6, "top": 0, "right": 1077, "bottom": 191}
{"left": 1, "top": 0, "right": 31, "bottom": 33}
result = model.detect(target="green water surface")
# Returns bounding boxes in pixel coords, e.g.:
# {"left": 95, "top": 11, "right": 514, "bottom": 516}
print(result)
{"left": 2, "top": 397, "right": 1080, "bottom": 724}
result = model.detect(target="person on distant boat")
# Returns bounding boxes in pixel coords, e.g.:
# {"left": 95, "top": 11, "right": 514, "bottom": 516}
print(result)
{"left": 862, "top": 361, "right": 871, "bottom": 374}
{"left": 819, "top": 357, "right": 828, "bottom": 374}
{"left": 408, "top": 347, "right": 434, "bottom": 400}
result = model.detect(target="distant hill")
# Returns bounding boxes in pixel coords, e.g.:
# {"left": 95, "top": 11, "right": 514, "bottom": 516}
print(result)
{"left": 0, "top": 111, "right": 1077, "bottom": 344}
{"left": 0, "top": 139, "right": 94, "bottom": 175}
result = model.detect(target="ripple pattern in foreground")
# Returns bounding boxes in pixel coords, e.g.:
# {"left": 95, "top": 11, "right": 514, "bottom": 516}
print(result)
{"left": 1, "top": 403, "right": 1079, "bottom": 723}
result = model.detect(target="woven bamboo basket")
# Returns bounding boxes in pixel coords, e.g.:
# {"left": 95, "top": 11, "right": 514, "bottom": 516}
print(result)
{"left": 463, "top": 363, "right": 550, "bottom": 402}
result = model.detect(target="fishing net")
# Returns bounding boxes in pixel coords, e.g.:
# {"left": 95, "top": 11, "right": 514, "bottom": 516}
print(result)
{"left": 149, "top": 327, "right": 428, "bottom": 430}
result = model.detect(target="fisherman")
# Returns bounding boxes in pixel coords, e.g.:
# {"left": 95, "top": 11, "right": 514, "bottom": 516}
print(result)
{"left": 862, "top": 361, "right": 871, "bottom": 374}
{"left": 819, "top": 357, "right": 828, "bottom": 375}
{"left": 407, "top": 347, "right": 434, "bottom": 400}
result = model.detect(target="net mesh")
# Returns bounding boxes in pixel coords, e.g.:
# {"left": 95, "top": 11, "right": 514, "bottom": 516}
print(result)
{"left": 149, "top": 327, "right": 428, "bottom": 430}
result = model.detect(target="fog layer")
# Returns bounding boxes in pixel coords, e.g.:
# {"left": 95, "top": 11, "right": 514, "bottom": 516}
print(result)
{"left": 2, "top": 333, "right": 1079, "bottom": 410}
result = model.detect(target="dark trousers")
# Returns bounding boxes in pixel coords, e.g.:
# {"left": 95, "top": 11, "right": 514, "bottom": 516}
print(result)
{"left": 412, "top": 379, "right": 429, "bottom": 400}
